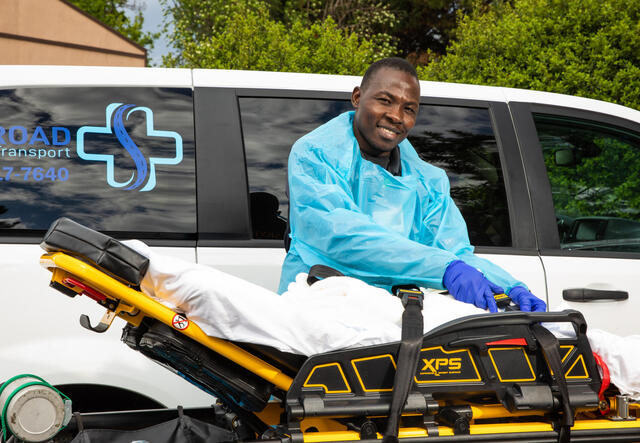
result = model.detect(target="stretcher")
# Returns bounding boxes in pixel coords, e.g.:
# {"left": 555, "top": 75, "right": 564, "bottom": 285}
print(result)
{"left": 38, "top": 219, "right": 640, "bottom": 442}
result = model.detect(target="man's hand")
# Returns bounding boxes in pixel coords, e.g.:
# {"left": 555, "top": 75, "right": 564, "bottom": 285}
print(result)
{"left": 508, "top": 286, "right": 547, "bottom": 312}
{"left": 443, "top": 260, "right": 503, "bottom": 312}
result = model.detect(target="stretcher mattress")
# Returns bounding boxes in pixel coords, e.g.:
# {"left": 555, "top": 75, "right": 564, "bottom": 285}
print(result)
{"left": 122, "top": 240, "right": 640, "bottom": 399}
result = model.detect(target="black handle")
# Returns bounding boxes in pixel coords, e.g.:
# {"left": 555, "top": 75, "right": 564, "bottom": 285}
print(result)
{"left": 79, "top": 314, "right": 110, "bottom": 333}
{"left": 563, "top": 288, "right": 628, "bottom": 302}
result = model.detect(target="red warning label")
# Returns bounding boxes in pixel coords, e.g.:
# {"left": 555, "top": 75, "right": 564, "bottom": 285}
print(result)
{"left": 172, "top": 314, "right": 189, "bottom": 330}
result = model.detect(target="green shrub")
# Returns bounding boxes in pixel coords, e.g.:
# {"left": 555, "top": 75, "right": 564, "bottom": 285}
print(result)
{"left": 163, "top": 1, "right": 377, "bottom": 75}
{"left": 420, "top": 0, "right": 640, "bottom": 110}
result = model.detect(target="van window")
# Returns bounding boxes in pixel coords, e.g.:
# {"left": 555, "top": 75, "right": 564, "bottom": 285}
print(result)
{"left": 410, "top": 106, "right": 511, "bottom": 247}
{"left": 241, "top": 98, "right": 511, "bottom": 247}
{"left": 239, "top": 97, "right": 351, "bottom": 240}
{"left": 0, "top": 87, "right": 196, "bottom": 236}
{"left": 534, "top": 114, "right": 640, "bottom": 252}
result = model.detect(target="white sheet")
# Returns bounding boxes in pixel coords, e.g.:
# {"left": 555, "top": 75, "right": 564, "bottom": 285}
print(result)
{"left": 125, "top": 240, "right": 640, "bottom": 399}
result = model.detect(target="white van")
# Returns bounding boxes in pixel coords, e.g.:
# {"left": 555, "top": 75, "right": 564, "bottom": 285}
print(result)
{"left": 1, "top": 65, "right": 639, "bottom": 411}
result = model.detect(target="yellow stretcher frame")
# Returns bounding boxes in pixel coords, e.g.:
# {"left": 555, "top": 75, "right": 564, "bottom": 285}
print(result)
{"left": 40, "top": 252, "right": 293, "bottom": 391}
{"left": 40, "top": 251, "right": 640, "bottom": 441}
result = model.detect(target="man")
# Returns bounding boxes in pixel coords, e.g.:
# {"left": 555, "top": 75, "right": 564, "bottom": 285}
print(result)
{"left": 279, "top": 57, "right": 545, "bottom": 313}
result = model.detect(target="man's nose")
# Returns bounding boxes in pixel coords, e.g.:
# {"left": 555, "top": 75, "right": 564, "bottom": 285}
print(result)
{"left": 386, "top": 105, "right": 403, "bottom": 123}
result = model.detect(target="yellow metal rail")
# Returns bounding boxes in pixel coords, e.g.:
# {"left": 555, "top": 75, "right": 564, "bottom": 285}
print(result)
{"left": 40, "top": 252, "right": 293, "bottom": 391}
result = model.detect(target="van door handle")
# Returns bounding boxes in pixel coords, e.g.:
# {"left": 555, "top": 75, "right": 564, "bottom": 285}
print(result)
{"left": 563, "top": 288, "right": 628, "bottom": 302}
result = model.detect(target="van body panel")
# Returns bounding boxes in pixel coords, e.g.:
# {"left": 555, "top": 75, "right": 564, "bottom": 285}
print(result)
{"left": 0, "top": 65, "right": 192, "bottom": 88}
{"left": 0, "top": 243, "right": 212, "bottom": 407}
{"left": 541, "top": 256, "right": 640, "bottom": 335}
{"left": 197, "top": 247, "right": 286, "bottom": 293}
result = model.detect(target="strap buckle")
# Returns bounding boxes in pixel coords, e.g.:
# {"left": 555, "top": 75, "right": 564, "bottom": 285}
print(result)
{"left": 392, "top": 285, "right": 424, "bottom": 309}
{"left": 493, "top": 293, "right": 512, "bottom": 309}
{"left": 494, "top": 293, "right": 520, "bottom": 311}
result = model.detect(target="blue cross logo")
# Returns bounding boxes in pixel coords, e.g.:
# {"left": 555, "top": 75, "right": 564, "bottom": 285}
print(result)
{"left": 76, "top": 103, "right": 183, "bottom": 192}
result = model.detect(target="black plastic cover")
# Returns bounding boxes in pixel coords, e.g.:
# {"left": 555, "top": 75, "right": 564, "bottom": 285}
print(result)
{"left": 122, "top": 320, "right": 273, "bottom": 412}
{"left": 41, "top": 217, "right": 149, "bottom": 286}
{"left": 286, "top": 310, "right": 601, "bottom": 419}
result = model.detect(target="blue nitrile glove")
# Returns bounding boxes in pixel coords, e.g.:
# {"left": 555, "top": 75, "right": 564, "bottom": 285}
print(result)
{"left": 443, "top": 260, "right": 503, "bottom": 313}
{"left": 508, "top": 286, "right": 547, "bottom": 312}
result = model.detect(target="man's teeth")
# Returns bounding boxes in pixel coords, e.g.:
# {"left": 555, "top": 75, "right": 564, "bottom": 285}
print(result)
{"left": 380, "top": 127, "right": 396, "bottom": 137}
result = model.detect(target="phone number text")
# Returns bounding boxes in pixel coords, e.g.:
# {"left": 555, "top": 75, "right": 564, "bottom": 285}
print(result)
{"left": 0, "top": 167, "right": 69, "bottom": 182}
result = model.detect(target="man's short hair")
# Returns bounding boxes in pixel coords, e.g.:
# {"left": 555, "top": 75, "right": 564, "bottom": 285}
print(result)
{"left": 360, "top": 57, "right": 419, "bottom": 91}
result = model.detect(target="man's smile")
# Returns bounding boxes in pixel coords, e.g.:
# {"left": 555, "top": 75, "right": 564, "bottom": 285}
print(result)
{"left": 377, "top": 125, "right": 401, "bottom": 139}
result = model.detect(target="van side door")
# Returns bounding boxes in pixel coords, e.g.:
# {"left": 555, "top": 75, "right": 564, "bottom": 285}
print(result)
{"left": 511, "top": 102, "right": 640, "bottom": 335}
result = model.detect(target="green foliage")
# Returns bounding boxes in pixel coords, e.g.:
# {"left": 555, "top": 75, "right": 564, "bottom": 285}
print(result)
{"left": 67, "top": 0, "right": 158, "bottom": 51}
{"left": 389, "top": 0, "right": 492, "bottom": 63}
{"left": 420, "top": 0, "right": 640, "bottom": 110}
{"left": 545, "top": 138, "right": 640, "bottom": 221}
{"left": 281, "top": 0, "right": 399, "bottom": 59}
{"left": 162, "top": 0, "right": 378, "bottom": 74}
{"left": 280, "top": 1, "right": 494, "bottom": 63}
{"left": 160, "top": 0, "right": 264, "bottom": 45}
{"left": 160, "top": 0, "right": 502, "bottom": 70}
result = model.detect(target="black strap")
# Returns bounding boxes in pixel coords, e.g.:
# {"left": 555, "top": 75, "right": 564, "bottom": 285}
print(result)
{"left": 73, "top": 411, "right": 84, "bottom": 432}
{"left": 531, "top": 323, "right": 574, "bottom": 443}
{"left": 383, "top": 286, "right": 424, "bottom": 443}
{"left": 306, "top": 264, "right": 345, "bottom": 285}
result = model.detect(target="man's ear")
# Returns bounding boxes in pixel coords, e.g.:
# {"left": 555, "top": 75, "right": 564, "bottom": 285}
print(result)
{"left": 351, "top": 86, "right": 361, "bottom": 108}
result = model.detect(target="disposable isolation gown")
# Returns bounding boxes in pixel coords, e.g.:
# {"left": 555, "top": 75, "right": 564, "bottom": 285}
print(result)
{"left": 278, "top": 111, "right": 525, "bottom": 294}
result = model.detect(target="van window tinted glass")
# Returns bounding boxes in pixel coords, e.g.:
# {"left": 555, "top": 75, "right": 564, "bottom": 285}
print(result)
{"left": 239, "top": 98, "right": 351, "bottom": 240}
{"left": 241, "top": 98, "right": 511, "bottom": 247}
{"left": 534, "top": 114, "right": 640, "bottom": 252}
{"left": 410, "top": 106, "right": 511, "bottom": 247}
{"left": 0, "top": 87, "right": 196, "bottom": 236}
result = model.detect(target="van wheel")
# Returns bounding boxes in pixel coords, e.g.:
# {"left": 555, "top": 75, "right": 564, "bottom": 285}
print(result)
{"left": 55, "top": 384, "right": 165, "bottom": 413}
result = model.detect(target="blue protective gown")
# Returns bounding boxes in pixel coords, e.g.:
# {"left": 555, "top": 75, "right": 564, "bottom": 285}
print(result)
{"left": 278, "top": 111, "right": 525, "bottom": 294}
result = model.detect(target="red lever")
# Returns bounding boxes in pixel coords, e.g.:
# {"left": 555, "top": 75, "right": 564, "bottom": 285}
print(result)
{"left": 485, "top": 338, "right": 527, "bottom": 346}
{"left": 593, "top": 352, "right": 610, "bottom": 415}
{"left": 63, "top": 277, "right": 107, "bottom": 302}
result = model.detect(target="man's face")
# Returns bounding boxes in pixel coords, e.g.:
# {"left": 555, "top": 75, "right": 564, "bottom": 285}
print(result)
{"left": 351, "top": 67, "right": 420, "bottom": 158}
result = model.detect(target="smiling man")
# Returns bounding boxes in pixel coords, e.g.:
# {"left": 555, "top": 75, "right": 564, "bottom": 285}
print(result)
{"left": 279, "top": 57, "right": 546, "bottom": 313}
{"left": 351, "top": 61, "right": 419, "bottom": 162}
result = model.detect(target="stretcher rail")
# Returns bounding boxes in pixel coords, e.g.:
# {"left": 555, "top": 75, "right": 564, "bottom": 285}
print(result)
{"left": 40, "top": 252, "right": 294, "bottom": 391}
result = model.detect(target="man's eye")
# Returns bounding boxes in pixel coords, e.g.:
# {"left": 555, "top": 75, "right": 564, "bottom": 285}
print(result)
{"left": 405, "top": 107, "right": 416, "bottom": 114}
{"left": 377, "top": 97, "right": 390, "bottom": 104}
